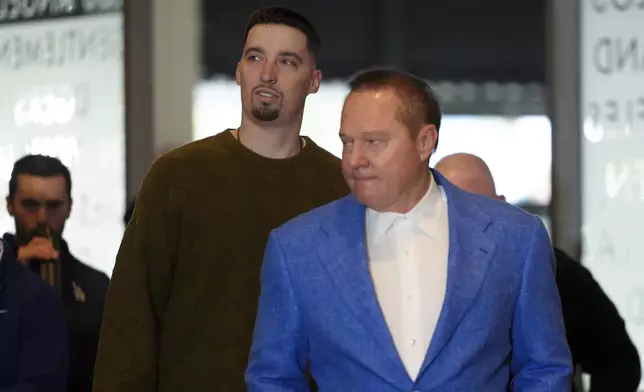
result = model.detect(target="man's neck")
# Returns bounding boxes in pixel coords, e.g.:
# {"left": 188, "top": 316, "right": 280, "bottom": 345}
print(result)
{"left": 380, "top": 171, "right": 432, "bottom": 214}
{"left": 237, "top": 117, "right": 304, "bottom": 159}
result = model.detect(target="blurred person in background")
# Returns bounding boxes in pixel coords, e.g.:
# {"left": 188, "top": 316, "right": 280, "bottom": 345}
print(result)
{"left": 246, "top": 68, "right": 572, "bottom": 391}
{"left": 435, "top": 152, "right": 642, "bottom": 392}
{"left": 93, "top": 5, "right": 348, "bottom": 392}
{"left": 0, "top": 229, "right": 68, "bottom": 391}
{"left": 3, "top": 154, "right": 110, "bottom": 392}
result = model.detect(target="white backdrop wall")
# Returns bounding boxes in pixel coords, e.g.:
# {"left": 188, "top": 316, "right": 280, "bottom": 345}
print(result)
{"left": 0, "top": 12, "right": 125, "bottom": 276}
{"left": 580, "top": 2, "right": 644, "bottom": 386}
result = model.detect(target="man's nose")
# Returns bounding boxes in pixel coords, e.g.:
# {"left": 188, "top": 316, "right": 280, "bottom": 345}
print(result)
{"left": 35, "top": 206, "right": 50, "bottom": 223}
{"left": 347, "top": 145, "right": 368, "bottom": 168}
{"left": 260, "top": 62, "right": 278, "bottom": 84}
{"left": 37, "top": 209, "right": 47, "bottom": 222}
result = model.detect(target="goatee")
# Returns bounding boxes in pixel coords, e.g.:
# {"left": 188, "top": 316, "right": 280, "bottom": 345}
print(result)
{"left": 252, "top": 106, "right": 280, "bottom": 122}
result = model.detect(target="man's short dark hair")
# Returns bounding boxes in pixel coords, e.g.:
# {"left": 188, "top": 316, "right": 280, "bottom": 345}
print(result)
{"left": 243, "top": 6, "right": 321, "bottom": 62}
{"left": 348, "top": 67, "right": 442, "bottom": 147}
{"left": 8, "top": 155, "right": 72, "bottom": 199}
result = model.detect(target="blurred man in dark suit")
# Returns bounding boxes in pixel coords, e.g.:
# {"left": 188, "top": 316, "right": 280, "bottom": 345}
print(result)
{"left": 4, "top": 154, "right": 110, "bottom": 392}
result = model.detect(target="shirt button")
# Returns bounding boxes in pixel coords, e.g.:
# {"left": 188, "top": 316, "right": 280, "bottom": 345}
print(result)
{"left": 410, "top": 338, "right": 417, "bottom": 346}
{"left": 406, "top": 294, "right": 413, "bottom": 302}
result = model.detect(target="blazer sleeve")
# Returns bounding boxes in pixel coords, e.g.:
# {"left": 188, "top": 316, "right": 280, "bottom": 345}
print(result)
{"left": 245, "top": 231, "right": 310, "bottom": 392}
{"left": 510, "top": 217, "right": 574, "bottom": 391}
{"left": 6, "top": 284, "right": 68, "bottom": 392}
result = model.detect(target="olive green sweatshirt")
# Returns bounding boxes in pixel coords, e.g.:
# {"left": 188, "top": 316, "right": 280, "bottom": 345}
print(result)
{"left": 93, "top": 130, "right": 349, "bottom": 392}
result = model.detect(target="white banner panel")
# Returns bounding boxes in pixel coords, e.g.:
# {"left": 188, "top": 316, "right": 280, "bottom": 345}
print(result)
{"left": 0, "top": 9, "right": 124, "bottom": 275}
{"left": 581, "top": 1, "right": 644, "bottom": 387}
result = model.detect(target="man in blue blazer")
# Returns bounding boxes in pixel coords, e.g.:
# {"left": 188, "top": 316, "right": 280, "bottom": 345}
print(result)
{"left": 246, "top": 68, "right": 573, "bottom": 391}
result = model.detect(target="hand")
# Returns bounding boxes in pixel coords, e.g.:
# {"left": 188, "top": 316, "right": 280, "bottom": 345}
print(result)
{"left": 17, "top": 237, "right": 59, "bottom": 265}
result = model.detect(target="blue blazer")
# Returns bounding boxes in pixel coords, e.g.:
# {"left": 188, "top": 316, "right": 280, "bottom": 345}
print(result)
{"left": 246, "top": 172, "right": 573, "bottom": 391}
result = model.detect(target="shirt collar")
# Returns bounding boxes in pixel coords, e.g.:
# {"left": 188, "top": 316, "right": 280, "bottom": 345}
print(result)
{"left": 366, "top": 173, "right": 446, "bottom": 243}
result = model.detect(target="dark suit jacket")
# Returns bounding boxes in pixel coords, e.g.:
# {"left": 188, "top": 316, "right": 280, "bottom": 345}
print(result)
{"left": 554, "top": 247, "right": 641, "bottom": 391}
{"left": 0, "top": 239, "right": 68, "bottom": 392}
{"left": 3, "top": 234, "right": 110, "bottom": 392}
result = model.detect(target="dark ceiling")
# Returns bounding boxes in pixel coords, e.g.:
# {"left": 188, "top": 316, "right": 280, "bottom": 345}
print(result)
{"left": 201, "top": 0, "right": 546, "bottom": 83}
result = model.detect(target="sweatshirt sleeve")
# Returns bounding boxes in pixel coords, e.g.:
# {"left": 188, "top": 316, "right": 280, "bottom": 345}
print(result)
{"left": 93, "top": 157, "right": 188, "bottom": 392}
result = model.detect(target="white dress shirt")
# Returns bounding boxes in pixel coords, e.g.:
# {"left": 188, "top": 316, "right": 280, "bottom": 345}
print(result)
{"left": 366, "top": 174, "right": 449, "bottom": 380}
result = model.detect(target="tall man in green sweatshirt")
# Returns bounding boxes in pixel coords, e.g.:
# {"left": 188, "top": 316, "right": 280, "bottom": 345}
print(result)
{"left": 93, "top": 6, "right": 349, "bottom": 392}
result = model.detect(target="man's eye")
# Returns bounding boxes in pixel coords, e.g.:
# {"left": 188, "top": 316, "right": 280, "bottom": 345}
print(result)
{"left": 21, "top": 199, "right": 40, "bottom": 209}
{"left": 45, "top": 201, "right": 63, "bottom": 209}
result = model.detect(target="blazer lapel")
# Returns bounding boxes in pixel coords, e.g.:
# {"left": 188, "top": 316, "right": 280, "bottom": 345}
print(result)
{"left": 418, "top": 178, "right": 496, "bottom": 375}
{"left": 317, "top": 196, "right": 406, "bottom": 375}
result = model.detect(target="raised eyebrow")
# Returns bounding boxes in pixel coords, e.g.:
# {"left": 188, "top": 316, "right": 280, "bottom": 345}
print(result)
{"left": 279, "top": 51, "right": 304, "bottom": 63}
{"left": 243, "top": 47, "right": 264, "bottom": 57}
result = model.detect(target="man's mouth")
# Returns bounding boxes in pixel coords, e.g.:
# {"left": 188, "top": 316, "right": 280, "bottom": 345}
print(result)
{"left": 354, "top": 175, "right": 376, "bottom": 181}
{"left": 254, "top": 88, "right": 280, "bottom": 99}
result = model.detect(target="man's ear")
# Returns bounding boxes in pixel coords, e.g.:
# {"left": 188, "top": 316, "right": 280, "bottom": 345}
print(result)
{"left": 65, "top": 197, "right": 73, "bottom": 220}
{"left": 6, "top": 196, "right": 13, "bottom": 217}
{"left": 308, "top": 69, "right": 322, "bottom": 94}
{"left": 235, "top": 62, "right": 241, "bottom": 86}
{"left": 417, "top": 124, "right": 438, "bottom": 162}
